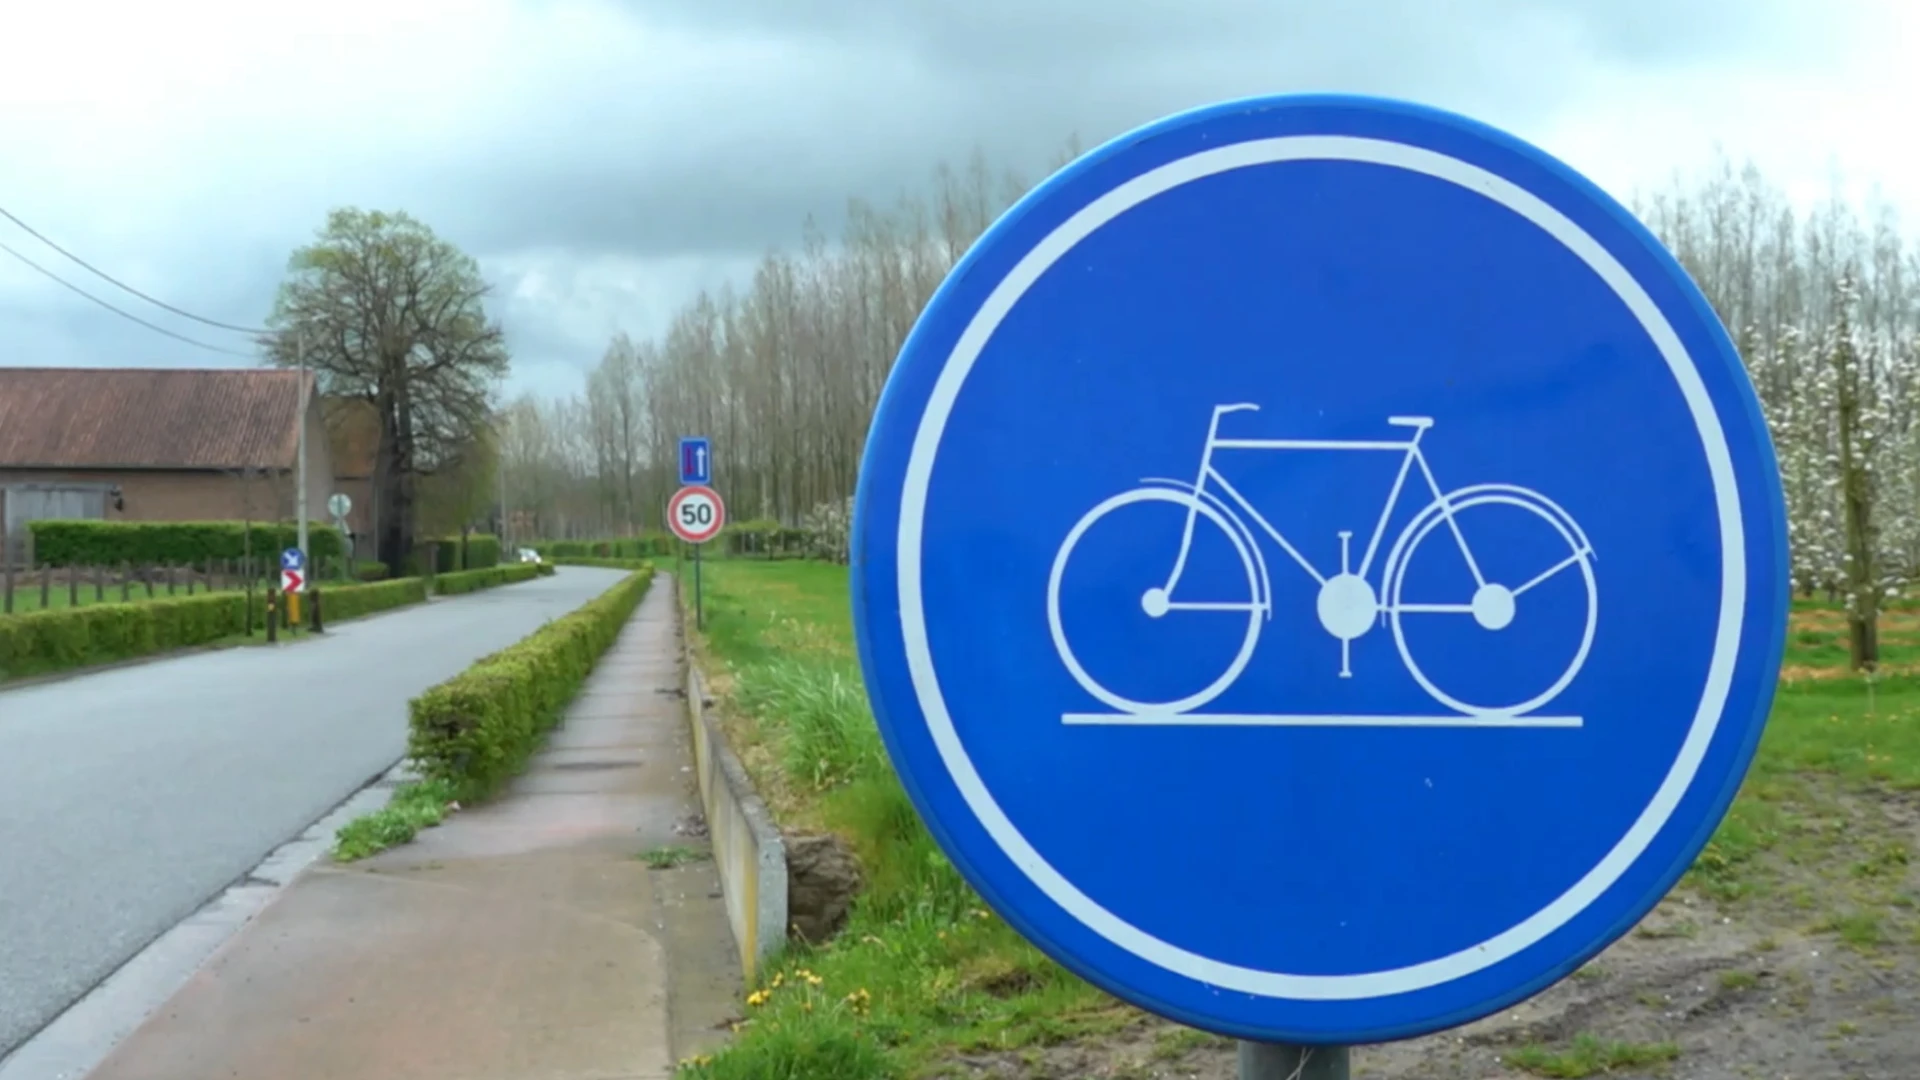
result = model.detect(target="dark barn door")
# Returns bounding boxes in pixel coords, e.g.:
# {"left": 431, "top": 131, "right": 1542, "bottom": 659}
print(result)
{"left": 2, "top": 485, "right": 108, "bottom": 567}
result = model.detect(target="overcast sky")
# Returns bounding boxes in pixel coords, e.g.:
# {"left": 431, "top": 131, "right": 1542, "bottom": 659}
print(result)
{"left": 1, "top": 0, "right": 1912, "bottom": 401}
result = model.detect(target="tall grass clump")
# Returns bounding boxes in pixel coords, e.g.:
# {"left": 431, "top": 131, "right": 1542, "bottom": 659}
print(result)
{"left": 677, "top": 561, "right": 1117, "bottom": 1077}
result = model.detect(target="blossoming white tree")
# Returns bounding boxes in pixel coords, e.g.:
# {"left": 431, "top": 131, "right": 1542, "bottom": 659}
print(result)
{"left": 506, "top": 148, "right": 1920, "bottom": 669}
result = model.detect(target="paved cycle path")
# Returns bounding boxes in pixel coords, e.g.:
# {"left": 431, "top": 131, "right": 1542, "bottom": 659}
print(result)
{"left": 0, "top": 568, "right": 628, "bottom": 1060}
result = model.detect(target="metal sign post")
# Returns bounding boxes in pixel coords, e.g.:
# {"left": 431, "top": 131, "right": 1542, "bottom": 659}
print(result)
{"left": 279, "top": 546, "right": 306, "bottom": 629}
{"left": 845, "top": 93, "right": 1789, "bottom": 1066}
{"left": 328, "top": 492, "right": 354, "bottom": 577}
{"left": 668, "top": 481, "right": 725, "bottom": 633}
{"left": 1240, "top": 1043, "right": 1346, "bottom": 1080}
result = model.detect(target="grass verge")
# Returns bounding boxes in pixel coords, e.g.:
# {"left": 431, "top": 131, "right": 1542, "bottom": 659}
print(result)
{"left": 642, "top": 844, "right": 711, "bottom": 869}
{"left": 1506, "top": 1034, "right": 1681, "bottom": 1078}
{"left": 675, "top": 565, "right": 1920, "bottom": 1078}
{"left": 333, "top": 779, "right": 460, "bottom": 861}
{"left": 672, "top": 560, "right": 1116, "bottom": 1080}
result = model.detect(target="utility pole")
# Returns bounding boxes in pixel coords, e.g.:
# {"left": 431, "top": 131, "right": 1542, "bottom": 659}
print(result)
{"left": 296, "top": 334, "right": 310, "bottom": 567}
{"left": 499, "top": 420, "right": 510, "bottom": 551}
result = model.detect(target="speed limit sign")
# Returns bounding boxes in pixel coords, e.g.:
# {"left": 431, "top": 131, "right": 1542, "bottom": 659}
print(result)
{"left": 668, "top": 484, "right": 726, "bottom": 544}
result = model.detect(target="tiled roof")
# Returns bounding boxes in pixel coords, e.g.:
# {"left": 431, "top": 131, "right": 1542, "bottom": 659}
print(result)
{"left": 0, "top": 366, "right": 313, "bottom": 470}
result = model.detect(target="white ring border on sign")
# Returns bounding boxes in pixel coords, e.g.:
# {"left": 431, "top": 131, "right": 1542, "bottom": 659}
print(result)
{"left": 670, "top": 486, "right": 725, "bottom": 544}
{"left": 894, "top": 135, "right": 1744, "bottom": 1000}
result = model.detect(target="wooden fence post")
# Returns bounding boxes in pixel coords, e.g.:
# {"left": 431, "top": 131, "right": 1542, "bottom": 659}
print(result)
{"left": 94, "top": 563, "right": 104, "bottom": 602}
{"left": 2, "top": 555, "right": 11, "bottom": 615}
{"left": 40, "top": 564, "right": 52, "bottom": 609}
{"left": 68, "top": 566, "right": 78, "bottom": 608}
{"left": 121, "top": 561, "right": 132, "bottom": 602}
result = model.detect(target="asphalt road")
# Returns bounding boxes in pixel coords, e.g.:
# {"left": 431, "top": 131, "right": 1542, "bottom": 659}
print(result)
{"left": 0, "top": 567, "right": 630, "bottom": 1058}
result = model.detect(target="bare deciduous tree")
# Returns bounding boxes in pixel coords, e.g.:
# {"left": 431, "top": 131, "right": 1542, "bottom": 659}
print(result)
{"left": 511, "top": 146, "right": 1920, "bottom": 669}
{"left": 265, "top": 208, "right": 511, "bottom": 576}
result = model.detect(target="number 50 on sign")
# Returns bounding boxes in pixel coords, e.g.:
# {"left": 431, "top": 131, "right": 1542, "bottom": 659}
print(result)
{"left": 668, "top": 484, "right": 726, "bottom": 544}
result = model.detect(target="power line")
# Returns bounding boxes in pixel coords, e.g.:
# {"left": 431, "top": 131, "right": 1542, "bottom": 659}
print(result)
{"left": 0, "top": 204, "right": 269, "bottom": 335}
{"left": 0, "top": 237, "right": 261, "bottom": 359}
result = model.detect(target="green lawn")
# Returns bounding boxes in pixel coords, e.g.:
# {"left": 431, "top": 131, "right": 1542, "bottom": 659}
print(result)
{"left": 0, "top": 571, "right": 253, "bottom": 615}
{"left": 674, "top": 558, "right": 1920, "bottom": 1078}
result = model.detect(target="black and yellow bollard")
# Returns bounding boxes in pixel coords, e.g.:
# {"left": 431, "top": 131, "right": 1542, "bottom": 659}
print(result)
{"left": 266, "top": 587, "right": 279, "bottom": 644}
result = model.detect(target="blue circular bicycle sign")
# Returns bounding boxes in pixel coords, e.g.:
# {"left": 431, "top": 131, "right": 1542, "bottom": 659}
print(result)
{"left": 850, "top": 94, "right": 1788, "bottom": 1044}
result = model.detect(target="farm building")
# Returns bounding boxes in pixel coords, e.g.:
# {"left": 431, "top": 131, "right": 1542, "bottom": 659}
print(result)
{"left": 0, "top": 366, "right": 355, "bottom": 565}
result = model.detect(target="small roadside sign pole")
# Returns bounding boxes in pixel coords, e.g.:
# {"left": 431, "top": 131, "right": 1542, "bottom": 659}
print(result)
{"left": 328, "top": 492, "right": 355, "bottom": 580}
{"left": 668, "top": 482, "right": 725, "bottom": 631}
{"left": 280, "top": 547, "right": 306, "bottom": 632}
{"left": 846, "top": 94, "right": 1790, "bottom": 1074}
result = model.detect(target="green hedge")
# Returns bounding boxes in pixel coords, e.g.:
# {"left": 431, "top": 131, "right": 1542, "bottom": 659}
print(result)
{"left": 28, "top": 520, "right": 346, "bottom": 567}
{"left": 723, "top": 519, "right": 809, "bottom": 558}
{"left": 417, "top": 534, "right": 504, "bottom": 574}
{"left": 407, "top": 569, "right": 654, "bottom": 800}
{"left": 533, "top": 534, "right": 673, "bottom": 559}
{"left": 432, "top": 563, "right": 541, "bottom": 596}
{"left": 320, "top": 577, "right": 430, "bottom": 620}
{"left": 352, "top": 563, "right": 391, "bottom": 582}
{"left": 532, "top": 527, "right": 811, "bottom": 561}
{"left": 465, "top": 534, "right": 501, "bottom": 570}
{"left": 546, "top": 557, "right": 654, "bottom": 570}
{"left": 0, "top": 576, "right": 427, "bottom": 682}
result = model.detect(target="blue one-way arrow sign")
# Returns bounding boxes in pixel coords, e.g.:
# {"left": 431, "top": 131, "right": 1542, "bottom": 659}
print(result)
{"left": 679, "top": 436, "right": 711, "bottom": 486}
{"left": 849, "top": 94, "right": 1788, "bottom": 1046}
{"left": 280, "top": 547, "right": 306, "bottom": 572}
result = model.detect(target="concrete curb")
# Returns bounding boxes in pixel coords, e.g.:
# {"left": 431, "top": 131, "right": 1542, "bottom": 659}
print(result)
{"left": 677, "top": 577, "right": 788, "bottom": 985}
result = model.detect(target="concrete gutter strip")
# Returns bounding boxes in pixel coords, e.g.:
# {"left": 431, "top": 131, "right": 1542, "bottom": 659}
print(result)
{"left": 680, "top": 579, "right": 787, "bottom": 983}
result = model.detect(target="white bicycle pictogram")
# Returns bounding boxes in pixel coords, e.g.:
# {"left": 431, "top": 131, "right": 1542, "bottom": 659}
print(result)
{"left": 1045, "top": 403, "right": 1598, "bottom": 723}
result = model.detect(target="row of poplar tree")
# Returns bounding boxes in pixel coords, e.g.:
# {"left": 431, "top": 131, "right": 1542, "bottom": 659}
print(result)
{"left": 499, "top": 151, "right": 1919, "bottom": 670}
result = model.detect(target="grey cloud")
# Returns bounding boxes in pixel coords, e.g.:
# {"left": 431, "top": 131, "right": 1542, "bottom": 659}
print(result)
{"left": 421, "top": 0, "right": 1857, "bottom": 261}
{"left": 633, "top": 0, "right": 1852, "bottom": 74}
{"left": 0, "top": 0, "right": 1870, "bottom": 404}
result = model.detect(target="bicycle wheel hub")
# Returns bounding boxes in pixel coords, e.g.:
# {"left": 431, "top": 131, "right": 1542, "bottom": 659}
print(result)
{"left": 1317, "top": 573, "right": 1377, "bottom": 641}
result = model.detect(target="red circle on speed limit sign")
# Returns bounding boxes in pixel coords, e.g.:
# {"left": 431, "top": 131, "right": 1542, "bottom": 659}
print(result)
{"left": 668, "top": 484, "right": 726, "bottom": 544}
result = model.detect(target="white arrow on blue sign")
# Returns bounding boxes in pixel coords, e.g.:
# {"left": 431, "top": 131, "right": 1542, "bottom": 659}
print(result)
{"left": 280, "top": 547, "right": 306, "bottom": 572}
{"left": 679, "top": 436, "right": 711, "bottom": 486}
{"left": 849, "top": 94, "right": 1788, "bottom": 1045}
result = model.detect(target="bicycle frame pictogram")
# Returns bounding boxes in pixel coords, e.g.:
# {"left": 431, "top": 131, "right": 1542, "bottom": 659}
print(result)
{"left": 1045, "top": 403, "right": 1598, "bottom": 725}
